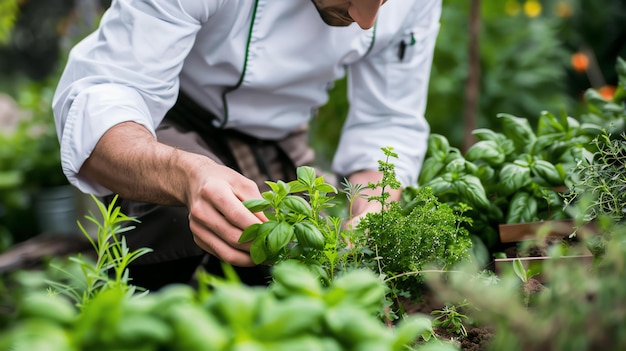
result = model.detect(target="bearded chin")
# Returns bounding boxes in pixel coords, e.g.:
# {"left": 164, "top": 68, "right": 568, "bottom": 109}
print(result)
{"left": 318, "top": 12, "right": 352, "bottom": 26}
{"left": 311, "top": 1, "right": 353, "bottom": 27}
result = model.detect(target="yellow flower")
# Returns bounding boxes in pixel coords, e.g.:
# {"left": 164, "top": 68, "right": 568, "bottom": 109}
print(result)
{"left": 505, "top": 0, "right": 521, "bottom": 16}
{"left": 524, "top": 0, "right": 542, "bottom": 17}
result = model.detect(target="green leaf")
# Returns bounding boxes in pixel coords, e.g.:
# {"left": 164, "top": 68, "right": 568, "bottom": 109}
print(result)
{"left": 512, "top": 259, "right": 527, "bottom": 282}
{"left": 536, "top": 110, "right": 564, "bottom": 135}
{"left": 426, "top": 133, "right": 450, "bottom": 157}
{"left": 265, "top": 181, "right": 280, "bottom": 193}
{"left": 249, "top": 221, "right": 281, "bottom": 264}
{"left": 474, "top": 163, "right": 495, "bottom": 183}
{"left": 275, "top": 180, "right": 291, "bottom": 197}
{"left": 465, "top": 140, "right": 505, "bottom": 166}
{"left": 418, "top": 157, "right": 444, "bottom": 184}
{"left": 316, "top": 183, "right": 338, "bottom": 194}
{"left": 242, "top": 199, "right": 271, "bottom": 213}
{"left": 296, "top": 166, "right": 317, "bottom": 188}
{"left": 444, "top": 158, "right": 467, "bottom": 176}
{"left": 497, "top": 113, "right": 537, "bottom": 153}
{"left": 294, "top": 221, "right": 325, "bottom": 250}
{"left": 456, "top": 175, "right": 490, "bottom": 209}
{"left": 281, "top": 195, "right": 312, "bottom": 216}
{"left": 531, "top": 159, "right": 563, "bottom": 186}
{"left": 239, "top": 223, "right": 261, "bottom": 243}
{"left": 266, "top": 222, "right": 294, "bottom": 255}
{"left": 472, "top": 128, "right": 502, "bottom": 142}
{"left": 287, "top": 180, "right": 308, "bottom": 193}
{"left": 423, "top": 177, "right": 456, "bottom": 197}
{"left": 271, "top": 261, "right": 323, "bottom": 298}
{"left": 250, "top": 234, "right": 268, "bottom": 265}
{"left": 255, "top": 297, "right": 325, "bottom": 340}
{"left": 392, "top": 315, "right": 435, "bottom": 347}
{"left": 499, "top": 162, "right": 531, "bottom": 195}
{"left": 506, "top": 192, "right": 537, "bottom": 224}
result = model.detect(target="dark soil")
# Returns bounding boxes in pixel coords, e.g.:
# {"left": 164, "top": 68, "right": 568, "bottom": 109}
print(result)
{"left": 400, "top": 287, "right": 494, "bottom": 350}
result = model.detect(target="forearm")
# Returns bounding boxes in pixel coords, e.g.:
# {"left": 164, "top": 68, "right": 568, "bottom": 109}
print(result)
{"left": 80, "top": 121, "right": 201, "bottom": 206}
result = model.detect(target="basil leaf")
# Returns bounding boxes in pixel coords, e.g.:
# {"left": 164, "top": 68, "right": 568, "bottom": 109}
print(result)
{"left": 266, "top": 222, "right": 294, "bottom": 255}
{"left": 281, "top": 195, "right": 312, "bottom": 217}
{"left": 465, "top": 140, "right": 505, "bottom": 166}
{"left": 242, "top": 199, "right": 271, "bottom": 213}
{"left": 456, "top": 175, "right": 490, "bottom": 210}
{"left": 499, "top": 162, "right": 531, "bottom": 195}
{"left": 239, "top": 223, "right": 261, "bottom": 243}
{"left": 498, "top": 113, "right": 537, "bottom": 153}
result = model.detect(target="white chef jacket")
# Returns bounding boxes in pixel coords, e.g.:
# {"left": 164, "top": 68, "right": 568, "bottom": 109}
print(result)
{"left": 52, "top": 0, "right": 441, "bottom": 196}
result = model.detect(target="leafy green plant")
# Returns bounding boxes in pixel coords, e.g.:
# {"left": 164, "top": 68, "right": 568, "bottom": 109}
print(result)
{"left": 511, "top": 258, "right": 540, "bottom": 284}
{"left": 46, "top": 195, "right": 151, "bottom": 308}
{"left": 355, "top": 149, "right": 473, "bottom": 306}
{"left": 366, "top": 146, "right": 402, "bottom": 210}
{"left": 239, "top": 166, "right": 346, "bottom": 280}
{"left": 565, "top": 131, "right": 626, "bottom": 225}
{"left": 418, "top": 109, "right": 596, "bottom": 251}
{"left": 1, "top": 193, "right": 466, "bottom": 351}
{"left": 430, "top": 300, "right": 470, "bottom": 337}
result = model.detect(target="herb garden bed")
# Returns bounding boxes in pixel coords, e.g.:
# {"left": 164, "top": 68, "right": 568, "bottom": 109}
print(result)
{"left": 1, "top": 58, "right": 624, "bottom": 351}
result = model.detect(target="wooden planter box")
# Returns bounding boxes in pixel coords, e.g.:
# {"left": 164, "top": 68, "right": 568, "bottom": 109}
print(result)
{"left": 493, "top": 219, "right": 597, "bottom": 282}
{"left": 498, "top": 219, "right": 583, "bottom": 243}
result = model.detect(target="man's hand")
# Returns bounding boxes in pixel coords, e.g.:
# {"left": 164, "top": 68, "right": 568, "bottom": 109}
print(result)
{"left": 81, "top": 121, "right": 265, "bottom": 267}
{"left": 345, "top": 169, "right": 402, "bottom": 229}
{"left": 185, "top": 159, "right": 267, "bottom": 267}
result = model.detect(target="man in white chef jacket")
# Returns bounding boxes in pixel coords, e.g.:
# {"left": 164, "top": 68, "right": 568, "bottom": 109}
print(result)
{"left": 52, "top": 0, "right": 441, "bottom": 289}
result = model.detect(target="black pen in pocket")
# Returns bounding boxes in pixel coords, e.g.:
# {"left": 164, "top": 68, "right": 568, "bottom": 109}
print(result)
{"left": 398, "top": 32, "right": 416, "bottom": 61}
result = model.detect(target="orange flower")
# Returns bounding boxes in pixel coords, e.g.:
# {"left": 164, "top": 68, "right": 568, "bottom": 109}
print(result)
{"left": 598, "top": 85, "right": 616, "bottom": 101}
{"left": 571, "top": 52, "right": 589, "bottom": 73}
{"left": 556, "top": 1, "right": 573, "bottom": 17}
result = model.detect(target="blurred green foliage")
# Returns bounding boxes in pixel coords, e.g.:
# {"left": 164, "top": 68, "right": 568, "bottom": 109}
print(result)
{"left": 0, "top": 0, "right": 18, "bottom": 44}
{"left": 311, "top": 0, "right": 626, "bottom": 165}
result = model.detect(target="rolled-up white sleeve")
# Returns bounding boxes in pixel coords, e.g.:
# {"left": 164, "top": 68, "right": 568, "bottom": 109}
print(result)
{"left": 332, "top": 0, "right": 442, "bottom": 187}
{"left": 52, "top": 0, "right": 212, "bottom": 195}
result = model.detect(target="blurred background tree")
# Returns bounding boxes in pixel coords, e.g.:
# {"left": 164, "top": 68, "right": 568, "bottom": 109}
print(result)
{"left": 0, "top": 0, "right": 625, "bottom": 246}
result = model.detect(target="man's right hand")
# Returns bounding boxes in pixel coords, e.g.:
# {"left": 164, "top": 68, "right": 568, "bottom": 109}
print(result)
{"left": 81, "top": 121, "right": 266, "bottom": 267}
{"left": 185, "top": 157, "right": 267, "bottom": 267}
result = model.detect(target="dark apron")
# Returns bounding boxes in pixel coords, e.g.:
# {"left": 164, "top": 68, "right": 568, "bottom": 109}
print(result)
{"left": 105, "top": 91, "right": 316, "bottom": 289}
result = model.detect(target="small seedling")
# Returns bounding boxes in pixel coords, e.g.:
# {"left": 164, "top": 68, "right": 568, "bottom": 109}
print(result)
{"left": 431, "top": 300, "right": 470, "bottom": 337}
{"left": 512, "top": 258, "right": 540, "bottom": 283}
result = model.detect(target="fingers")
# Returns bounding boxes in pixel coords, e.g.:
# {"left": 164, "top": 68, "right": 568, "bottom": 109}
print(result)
{"left": 187, "top": 164, "right": 266, "bottom": 267}
{"left": 191, "top": 229, "right": 255, "bottom": 267}
{"left": 188, "top": 200, "right": 252, "bottom": 249}
{"left": 188, "top": 200, "right": 256, "bottom": 267}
